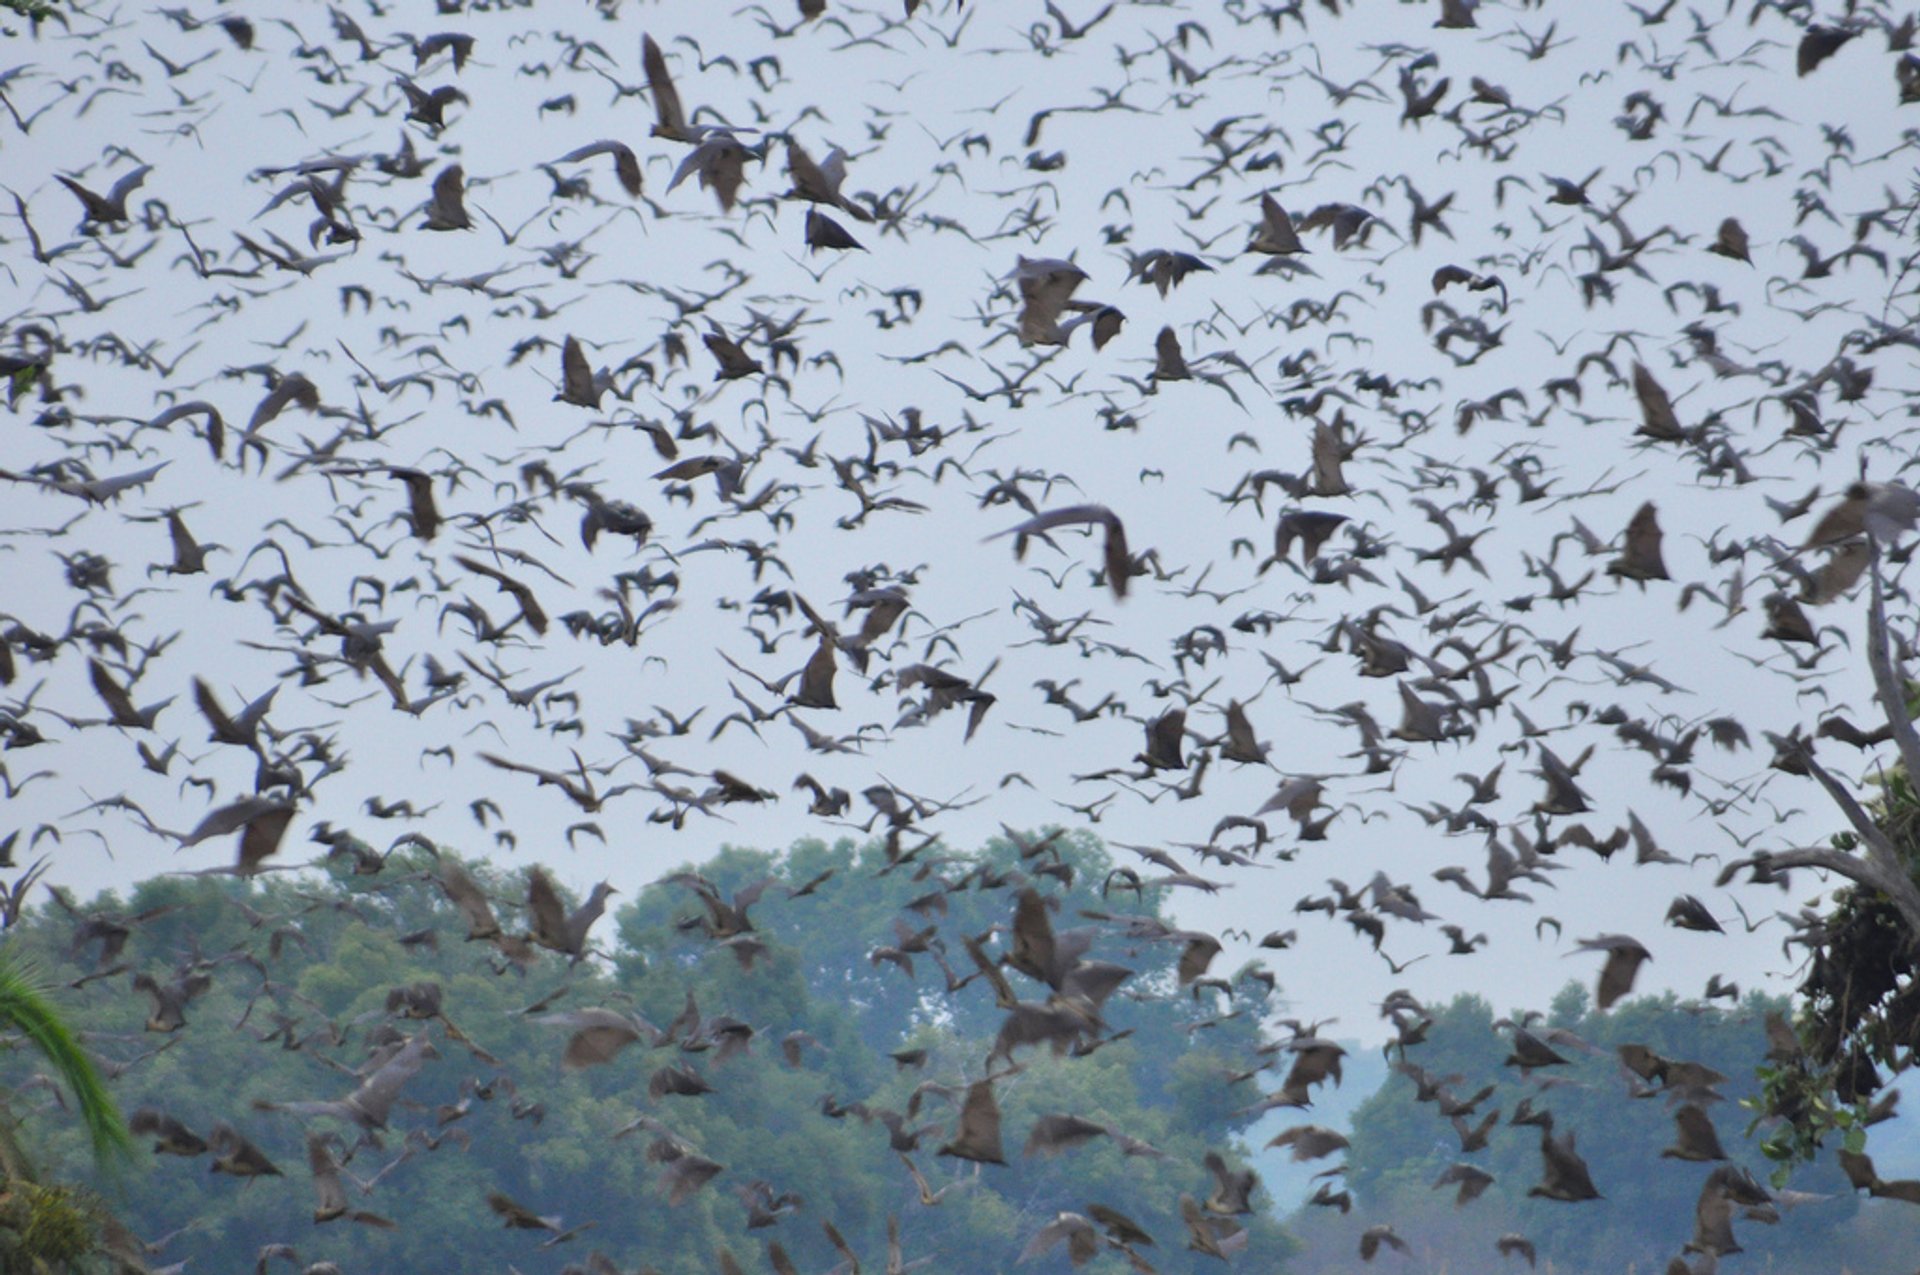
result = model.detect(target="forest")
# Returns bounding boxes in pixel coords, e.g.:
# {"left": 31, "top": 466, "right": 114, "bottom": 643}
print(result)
{"left": 0, "top": 831, "right": 1912, "bottom": 1273}
{"left": 7, "top": 0, "right": 1920, "bottom": 1270}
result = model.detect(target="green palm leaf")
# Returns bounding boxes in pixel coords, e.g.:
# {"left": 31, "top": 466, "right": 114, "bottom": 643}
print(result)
{"left": 0, "top": 949, "right": 132, "bottom": 1169}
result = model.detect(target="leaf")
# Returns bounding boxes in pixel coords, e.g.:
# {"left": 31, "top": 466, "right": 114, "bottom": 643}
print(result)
{"left": 0, "top": 951, "right": 133, "bottom": 1169}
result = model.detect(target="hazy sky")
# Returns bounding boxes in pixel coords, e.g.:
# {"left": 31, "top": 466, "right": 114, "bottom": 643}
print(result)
{"left": 3, "top": 0, "right": 1917, "bottom": 1053}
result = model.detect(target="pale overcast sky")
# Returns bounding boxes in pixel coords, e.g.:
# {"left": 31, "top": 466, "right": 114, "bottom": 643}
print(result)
{"left": 2, "top": 0, "right": 1916, "bottom": 1052}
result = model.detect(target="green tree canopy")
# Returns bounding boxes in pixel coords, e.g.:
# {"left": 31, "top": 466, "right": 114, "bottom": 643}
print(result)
{"left": 1286, "top": 984, "right": 1887, "bottom": 1274}
{"left": 2, "top": 831, "right": 1295, "bottom": 1273}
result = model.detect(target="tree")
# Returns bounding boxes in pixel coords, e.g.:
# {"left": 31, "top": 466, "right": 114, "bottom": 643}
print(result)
{"left": 1308, "top": 986, "right": 1872, "bottom": 1275}
{"left": 0, "top": 832, "right": 1295, "bottom": 1273}
{"left": 0, "top": 945, "right": 134, "bottom": 1271}
{"left": 1748, "top": 551, "right": 1920, "bottom": 1175}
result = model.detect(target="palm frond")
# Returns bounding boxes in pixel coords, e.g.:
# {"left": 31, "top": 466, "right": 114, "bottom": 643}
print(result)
{"left": 0, "top": 950, "right": 132, "bottom": 1169}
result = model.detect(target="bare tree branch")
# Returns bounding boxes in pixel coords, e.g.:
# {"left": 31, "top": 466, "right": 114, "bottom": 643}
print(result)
{"left": 1866, "top": 537, "right": 1920, "bottom": 790}
{"left": 1718, "top": 844, "right": 1920, "bottom": 933}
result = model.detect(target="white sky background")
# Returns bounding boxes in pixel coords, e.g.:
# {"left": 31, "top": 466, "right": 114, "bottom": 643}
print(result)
{"left": 2, "top": 0, "right": 1918, "bottom": 1062}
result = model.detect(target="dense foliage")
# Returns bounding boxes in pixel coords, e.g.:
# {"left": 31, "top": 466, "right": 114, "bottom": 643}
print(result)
{"left": 0, "top": 949, "right": 133, "bottom": 1272}
{"left": 1280, "top": 986, "right": 1886, "bottom": 1273}
{"left": 1756, "top": 764, "right": 1920, "bottom": 1177}
{"left": 0, "top": 831, "right": 1292, "bottom": 1273}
